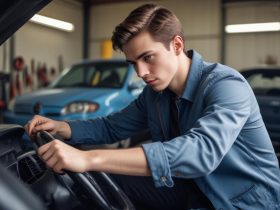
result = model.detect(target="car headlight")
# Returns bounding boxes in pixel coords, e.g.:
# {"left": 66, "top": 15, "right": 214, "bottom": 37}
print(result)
{"left": 61, "top": 102, "right": 99, "bottom": 115}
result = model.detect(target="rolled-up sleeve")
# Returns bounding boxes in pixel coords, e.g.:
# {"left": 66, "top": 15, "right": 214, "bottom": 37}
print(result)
{"left": 142, "top": 142, "right": 174, "bottom": 187}
{"left": 142, "top": 75, "right": 251, "bottom": 187}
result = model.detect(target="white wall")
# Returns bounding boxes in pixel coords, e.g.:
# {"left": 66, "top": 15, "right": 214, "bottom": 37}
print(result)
{"left": 89, "top": 0, "right": 280, "bottom": 71}
{"left": 162, "top": 0, "right": 221, "bottom": 63}
{"left": 19, "top": 0, "right": 83, "bottom": 70}
{"left": 1, "top": 0, "right": 83, "bottom": 74}
{"left": 225, "top": 1, "right": 280, "bottom": 70}
{"left": 89, "top": 0, "right": 221, "bottom": 63}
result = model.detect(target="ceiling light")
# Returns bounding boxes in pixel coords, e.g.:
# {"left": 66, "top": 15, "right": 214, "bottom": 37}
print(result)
{"left": 30, "top": 14, "right": 74, "bottom": 32}
{"left": 225, "top": 22, "right": 280, "bottom": 33}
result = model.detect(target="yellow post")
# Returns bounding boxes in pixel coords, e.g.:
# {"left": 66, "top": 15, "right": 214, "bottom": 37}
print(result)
{"left": 101, "top": 39, "right": 113, "bottom": 59}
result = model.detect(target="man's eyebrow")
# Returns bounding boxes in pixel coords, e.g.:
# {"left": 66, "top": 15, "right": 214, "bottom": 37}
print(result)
{"left": 126, "top": 51, "right": 152, "bottom": 63}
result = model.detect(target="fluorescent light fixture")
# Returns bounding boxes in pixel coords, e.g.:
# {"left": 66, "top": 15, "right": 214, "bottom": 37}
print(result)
{"left": 30, "top": 14, "right": 74, "bottom": 32}
{"left": 225, "top": 22, "right": 280, "bottom": 33}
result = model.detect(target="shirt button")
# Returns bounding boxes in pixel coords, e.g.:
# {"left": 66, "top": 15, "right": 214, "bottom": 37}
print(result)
{"left": 160, "top": 176, "right": 167, "bottom": 182}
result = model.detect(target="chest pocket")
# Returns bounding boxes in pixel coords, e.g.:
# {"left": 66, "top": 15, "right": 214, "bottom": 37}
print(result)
{"left": 230, "top": 184, "right": 274, "bottom": 210}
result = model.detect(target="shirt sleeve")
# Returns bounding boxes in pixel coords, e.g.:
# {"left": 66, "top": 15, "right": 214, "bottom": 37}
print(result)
{"left": 142, "top": 75, "right": 251, "bottom": 187}
{"left": 67, "top": 91, "right": 148, "bottom": 145}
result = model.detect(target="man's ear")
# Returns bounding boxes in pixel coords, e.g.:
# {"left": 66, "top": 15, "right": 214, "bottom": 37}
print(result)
{"left": 172, "top": 35, "right": 184, "bottom": 55}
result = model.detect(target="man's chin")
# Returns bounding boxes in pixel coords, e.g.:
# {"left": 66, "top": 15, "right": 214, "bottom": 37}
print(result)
{"left": 150, "top": 84, "right": 166, "bottom": 92}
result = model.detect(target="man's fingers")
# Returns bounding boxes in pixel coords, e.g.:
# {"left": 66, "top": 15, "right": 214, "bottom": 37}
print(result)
{"left": 27, "top": 120, "right": 38, "bottom": 135}
{"left": 41, "top": 147, "right": 55, "bottom": 162}
{"left": 45, "top": 156, "right": 64, "bottom": 174}
{"left": 53, "top": 162, "right": 64, "bottom": 174}
{"left": 25, "top": 115, "right": 48, "bottom": 135}
{"left": 45, "top": 156, "right": 59, "bottom": 169}
{"left": 37, "top": 142, "right": 51, "bottom": 156}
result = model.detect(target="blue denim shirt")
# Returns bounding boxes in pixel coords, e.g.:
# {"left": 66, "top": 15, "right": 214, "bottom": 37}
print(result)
{"left": 68, "top": 50, "right": 280, "bottom": 209}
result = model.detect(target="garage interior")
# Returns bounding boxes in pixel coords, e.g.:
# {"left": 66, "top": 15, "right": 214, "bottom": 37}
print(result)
{"left": 0, "top": 0, "right": 280, "bottom": 209}
{"left": 0, "top": 1, "right": 279, "bottom": 121}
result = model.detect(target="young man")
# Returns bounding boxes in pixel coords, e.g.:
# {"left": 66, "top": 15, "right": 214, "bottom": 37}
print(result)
{"left": 26, "top": 4, "right": 280, "bottom": 210}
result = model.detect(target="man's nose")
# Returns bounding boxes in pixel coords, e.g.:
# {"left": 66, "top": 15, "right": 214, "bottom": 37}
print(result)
{"left": 135, "top": 63, "right": 149, "bottom": 78}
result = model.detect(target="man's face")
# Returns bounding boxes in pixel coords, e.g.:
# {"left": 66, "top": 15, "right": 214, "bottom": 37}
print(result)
{"left": 123, "top": 32, "right": 179, "bottom": 92}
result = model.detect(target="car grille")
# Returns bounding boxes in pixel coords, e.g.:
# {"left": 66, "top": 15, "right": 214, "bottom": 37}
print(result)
{"left": 17, "top": 151, "right": 47, "bottom": 184}
{"left": 14, "top": 104, "right": 61, "bottom": 116}
{"left": 14, "top": 104, "right": 34, "bottom": 114}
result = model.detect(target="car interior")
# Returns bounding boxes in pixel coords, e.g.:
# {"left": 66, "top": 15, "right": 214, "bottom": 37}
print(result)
{"left": 0, "top": 125, "right": 135, "bottom": 210}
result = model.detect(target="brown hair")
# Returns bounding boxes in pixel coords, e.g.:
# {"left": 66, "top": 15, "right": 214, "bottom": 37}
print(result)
{"left": 111, "top": 4, "right": 185, "bottom": 52}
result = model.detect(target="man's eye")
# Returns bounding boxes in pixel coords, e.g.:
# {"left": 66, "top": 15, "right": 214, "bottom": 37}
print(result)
{"left": 144, "top": 55, "right": 154, "bottom": 62}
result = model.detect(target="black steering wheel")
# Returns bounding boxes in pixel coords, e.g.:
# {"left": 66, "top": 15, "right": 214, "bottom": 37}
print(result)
{"left": 35, "top": 131, "right": 135, "bottom": 210}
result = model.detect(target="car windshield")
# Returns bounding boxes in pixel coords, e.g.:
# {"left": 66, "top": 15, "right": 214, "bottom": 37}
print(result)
{"left": 244, "top": 70, "right": 280, "bottom": 96}
{"left": 50, "top": 62, "right": 129, "bottom": 88}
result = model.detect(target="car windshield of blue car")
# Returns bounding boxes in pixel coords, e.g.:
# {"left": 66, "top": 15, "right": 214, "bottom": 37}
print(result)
{"left": 245, "top": 70, "right": 280, "bottom": 96}
{"left": 50, "top": 62, "right": 129, "bottom": 88}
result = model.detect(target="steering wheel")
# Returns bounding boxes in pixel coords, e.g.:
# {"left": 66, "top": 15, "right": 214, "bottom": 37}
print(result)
{"left": 35, "top": 131, "right": 135, "bottom": 210}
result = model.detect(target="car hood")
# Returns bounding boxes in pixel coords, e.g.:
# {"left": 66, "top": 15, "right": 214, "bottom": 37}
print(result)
{"left": 0, "top": 0, "right": 52, "bottom": 45}
{"left": 15, "top": 88, "right": 120, "bottom": 106}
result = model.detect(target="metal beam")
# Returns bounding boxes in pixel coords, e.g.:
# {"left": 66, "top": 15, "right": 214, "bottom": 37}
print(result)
{"left": 220, "top": 0, "right": 226, "bottom": 64}
{"left": 83, "top": 0, "right": 90, "bottom": 59}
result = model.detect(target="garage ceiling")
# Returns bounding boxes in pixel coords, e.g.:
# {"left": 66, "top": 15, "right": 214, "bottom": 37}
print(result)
{"left": 73, "top": 0, "right": 279, "bottom": 6}
{"left": 74, "top": 0, "right": 147, "bottom": 6}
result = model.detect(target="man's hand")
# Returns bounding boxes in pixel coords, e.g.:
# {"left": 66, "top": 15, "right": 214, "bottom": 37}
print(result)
{"left": 37, "top": 137, "right": 150, "bottom": 176}
{"left": 37, "top": 139, "right": 90, "bottom": 173}
{"left": 24, "top": 115, "right": 71, "bottom": 140}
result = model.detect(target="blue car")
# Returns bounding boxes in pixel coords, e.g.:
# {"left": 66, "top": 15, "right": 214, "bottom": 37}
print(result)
{"left": 4, "top": 59, "right": 145, "bottom": 125}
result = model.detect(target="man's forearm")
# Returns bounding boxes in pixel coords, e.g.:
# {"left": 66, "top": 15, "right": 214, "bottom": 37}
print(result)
{"left": 85, "top": 147, "right": 151, "bottom": 176}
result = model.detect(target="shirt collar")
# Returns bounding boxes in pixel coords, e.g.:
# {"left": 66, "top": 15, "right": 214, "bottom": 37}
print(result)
{"left": 180, "top": 49, "right": 204, "bottom": 102}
